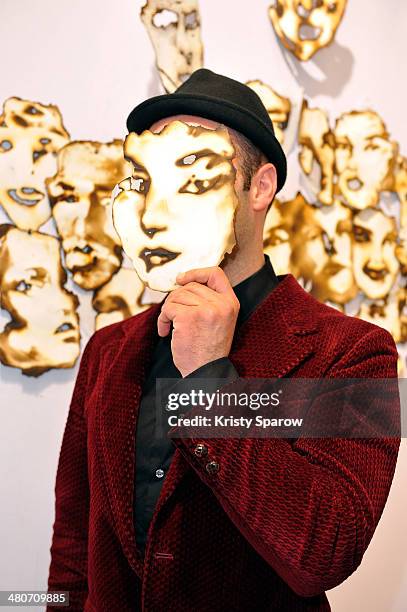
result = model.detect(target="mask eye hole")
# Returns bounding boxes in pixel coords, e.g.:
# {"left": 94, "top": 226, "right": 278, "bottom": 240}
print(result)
{"left": 179, "top": 175, "right": 221, "bottom": 195}
{"left": 0, "top": 139, "right": 12, "bottom": 152}
{"left": 185, "top": 10, "right": 199, "bottom": 29}
{"left": 33, "top": 150, "right": 47, "bottom": 162}
{"left": 130, "top": 175, "right": 150, "bottom": 193}
{"left": 24, "top": 105, "right": 41, "bottom": 115}
{"left": 353, "top": 225, "right": 370, "bottom": 243}
{"left": 15, "top": 280, "right": 32, "bottom": 293}
{"left": 152, "top": 9, "right": 178, "bottom": 28}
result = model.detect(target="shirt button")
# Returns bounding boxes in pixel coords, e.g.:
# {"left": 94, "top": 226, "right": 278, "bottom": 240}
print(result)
{"left": 194, "top": 443, "right": 208, "bottom": 457}
{"left": 155, "top": 468, "right": 165, "bottom": 479}
{"left": 206, "top": 461, "right": 220, "bottom": 475}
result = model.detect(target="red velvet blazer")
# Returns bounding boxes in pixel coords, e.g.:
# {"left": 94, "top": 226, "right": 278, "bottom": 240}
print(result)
{"left": 47, "top": 273, "right": 400, "bottom": 612}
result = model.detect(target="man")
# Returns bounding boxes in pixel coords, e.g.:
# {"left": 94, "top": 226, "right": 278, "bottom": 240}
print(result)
{"left": 47, "top": 69, "right": 400, "bottom": 611}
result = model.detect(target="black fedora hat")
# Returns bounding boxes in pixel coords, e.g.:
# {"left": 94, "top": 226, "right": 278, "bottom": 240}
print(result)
{"left": 126, "top": 68, "right": 287, "bottom": 193}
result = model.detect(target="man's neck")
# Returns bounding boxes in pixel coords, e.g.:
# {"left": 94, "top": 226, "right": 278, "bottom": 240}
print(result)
{"left": 221, "top": 247, "right": 266, "bottom": 288}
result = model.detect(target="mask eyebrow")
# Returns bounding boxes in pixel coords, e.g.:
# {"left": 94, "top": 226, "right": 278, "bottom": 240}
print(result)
{"left": 57, "top": 181, "right": 74, "bottom": 191}
{"left": 175, "top": 148, "right": 226, "bottom": 169}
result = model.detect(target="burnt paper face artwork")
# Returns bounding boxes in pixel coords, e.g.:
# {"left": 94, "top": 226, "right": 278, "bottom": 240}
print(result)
{"left": 0, "top": 225, "right": 80, "bottom": 376}
{"left": 0, "top": 97, "right": 70, "bottom": 230}
{"left": 112, "top": 121, "right": 239, "bottom": 292}
{"left": 141, "top": 0, "right": 204, "bottom": 92}
{"left": 268, "top": 0, "right": 347, "bottom": 61}
{"left": 46, "top": 140, "right": 131, "bottom": 290}
{"left": 246, "top": 80, "right": 291, "bottom": 146}
{"left": 92, "top": 267, "right": 150, "bottom": 331}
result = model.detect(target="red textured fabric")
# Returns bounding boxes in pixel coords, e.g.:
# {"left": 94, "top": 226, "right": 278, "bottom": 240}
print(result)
{"left": 47, "top": 273, "right": 400, "bottom": 612}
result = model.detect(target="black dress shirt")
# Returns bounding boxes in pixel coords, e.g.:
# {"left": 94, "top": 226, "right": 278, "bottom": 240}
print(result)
{"left": 134, "top": 254, "right": 280, "bottom": 555}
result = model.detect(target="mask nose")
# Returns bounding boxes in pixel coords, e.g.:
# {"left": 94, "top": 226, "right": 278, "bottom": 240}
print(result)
{"left": 140, "top": 224, "right": 161, "bottom": 238}
{"left": 140, "top": 193, "right": 168, "bottom": 238}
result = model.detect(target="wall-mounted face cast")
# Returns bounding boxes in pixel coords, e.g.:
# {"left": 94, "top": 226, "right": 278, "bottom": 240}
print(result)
{"left": 334, "top": 111, "right": 398, "bottom": 210}
{"left": 92, "top": 267, "right": 150, "bottom": 330}
{"left": 268, "top": 0, "right": 347, "bottom": 61}
{"left": 290, "top": 198, "right": 357, "bottom": 304}
{"left": 246, "top": 81, "right": 291, "bottom": 146}
{"left": 0, "top": 97, "right": 70, "bottom": 231}
{"left": 299, "top": 100, "right": 335, "bottom": 205}
{"left": 263, "top": 194, "right": 303, "bottom": 275}
{"left": 113, "top": 120, "right": 239, "bottom": 292}
{"left": 357, "top": 288, "right": 407, "bottom": 344}
{"left": 46, "top": 141, "right": 131, "bottom": 290}
{"left": 352, "top": 208, "right": 399, "bottom": 300}
{"left": 0, "top": 225, "right": 80, "bottom": 376}
{"left": 394, "top": 156, "right": 407, "bottom": 275}
{"left": 140, "top": 0, "right": 203, "bottom": 93}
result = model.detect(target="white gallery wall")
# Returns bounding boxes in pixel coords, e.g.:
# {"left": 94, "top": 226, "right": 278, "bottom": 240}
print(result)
{"left": 0, "top": 1, "right": 406, "bottom": 610}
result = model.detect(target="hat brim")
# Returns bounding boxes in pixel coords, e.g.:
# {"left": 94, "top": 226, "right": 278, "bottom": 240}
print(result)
{"left": 126, "top": 93, "right": 287, "bottom": 193}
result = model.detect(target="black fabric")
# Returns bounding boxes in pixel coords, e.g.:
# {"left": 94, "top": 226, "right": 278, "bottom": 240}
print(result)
{"left": 133, "top": 254, "right": 281, "bottom": 554}
{"left": 126, "top": 68, "right": 287, "bottom": 193}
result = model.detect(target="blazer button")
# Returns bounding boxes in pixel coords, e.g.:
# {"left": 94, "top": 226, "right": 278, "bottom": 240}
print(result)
{"left": 194, "top": 443, "right": 208, "bottom": 457}
{"left": 206, "top": 461, "right": 220, "bottom": 475}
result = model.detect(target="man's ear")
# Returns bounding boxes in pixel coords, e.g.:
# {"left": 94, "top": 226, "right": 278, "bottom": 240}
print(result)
{"left": 249, "top": 163, "right": 277, "bottom": 212}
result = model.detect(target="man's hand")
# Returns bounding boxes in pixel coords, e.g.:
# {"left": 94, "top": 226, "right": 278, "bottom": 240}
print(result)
{"left": 157, "top": 266, "right": 240, "bottom": 377}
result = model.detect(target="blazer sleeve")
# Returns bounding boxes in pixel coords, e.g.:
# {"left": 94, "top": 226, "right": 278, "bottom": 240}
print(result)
{"left": 170, "top": 326, "right": 401, "bottom": 598}
{"left": 46, "top": 334, "right": 96, "bottom": 612}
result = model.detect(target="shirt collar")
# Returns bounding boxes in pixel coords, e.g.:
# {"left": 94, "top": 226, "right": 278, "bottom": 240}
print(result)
{"left": 232, "top": 254, "right": 280, "bottom": 326}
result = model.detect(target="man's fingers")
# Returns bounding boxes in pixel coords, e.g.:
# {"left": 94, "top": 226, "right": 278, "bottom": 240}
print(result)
{"left": 175, "top": 281, "right": 219, "bottom": 302}
{"left": 176, "top": 266, "right": 233, "bottom": 296}
{"left": 157, "top": 308, "right": 172, "bottom": 337}
{"left": 157, "top": 301, "right": 191, "bottom": 337}
{"left": 167, "top": 287, "right": 202, "bottom": 307}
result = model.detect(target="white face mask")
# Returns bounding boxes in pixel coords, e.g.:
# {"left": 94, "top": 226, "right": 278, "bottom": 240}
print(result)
{"left": 112, "top": 121, "right": 239, "bottom": 292}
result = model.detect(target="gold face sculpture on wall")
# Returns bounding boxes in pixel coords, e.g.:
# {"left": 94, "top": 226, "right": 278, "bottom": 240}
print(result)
{"left": 46, "top": 140, "right": 132, "bottom": 290}
{"left": 357, "top": 288, "right": 407, "bottom": 344}
{"left": 246, "top": 80, "right": 291, "bottom": 146}
{"left": 0, "top": 225, "right": 80, "bottom": 376}
{"left": 92, "top": 267, "right": 150, "bottom": 330}
{"left": 290, "top": 197, "right": 357, "bottom": 305}
{"left": 112, "top": 120, "right": 239, "bottom": 292}
{"left": 334, "top": 111, "right": 398, "bottom": 210}
{"left": 263, "top": 194, "right": 303, "bottom": 275}
{"left": 140, "top": 0, "right": 204, "bottom": 93}
{"left": 298, "top": 100, "right": 335, "bottom": 205}
{"left": 268, "top": 0, "right": 347, "bottom": 61}
{"left": 395, "top": 155, "right": 407, "bottom": 275}
{"left": 351, "top": 208, "right": 399, "bottom": 300}
{"left": 0, "top": 97, "right": 70, "bottom": 231}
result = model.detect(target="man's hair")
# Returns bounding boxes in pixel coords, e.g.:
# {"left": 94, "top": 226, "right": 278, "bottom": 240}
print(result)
{"left": 228, "top": 128, "right": 268, "bottom": 191}
{"left": 228, "top": 128, "right": 276, "bottom": 213}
